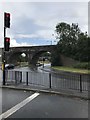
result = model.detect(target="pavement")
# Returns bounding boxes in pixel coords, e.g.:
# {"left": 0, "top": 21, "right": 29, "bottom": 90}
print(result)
{"left": 0, "top": 82, "right": 89, "bottom": 101}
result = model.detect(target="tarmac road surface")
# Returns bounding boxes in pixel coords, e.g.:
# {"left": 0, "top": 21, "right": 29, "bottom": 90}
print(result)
{"left": 0, "top": 88, "right": 88, "bottom": 119}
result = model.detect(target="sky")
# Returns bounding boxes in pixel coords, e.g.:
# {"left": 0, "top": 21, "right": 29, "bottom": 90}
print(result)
{"left": 0, "top": 1, "right": 89, "bottom": 47}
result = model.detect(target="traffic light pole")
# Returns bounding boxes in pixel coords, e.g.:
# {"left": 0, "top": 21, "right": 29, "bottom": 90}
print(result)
{"left": 3, "top": 27, "right": 6, "bottom": 85}
{"left": 3, "top": 12, "right": 10, "bottom": 85}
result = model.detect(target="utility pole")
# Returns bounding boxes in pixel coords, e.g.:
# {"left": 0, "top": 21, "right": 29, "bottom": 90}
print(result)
{"left": 3, "top": 27, "right": 6, "bottom": 85}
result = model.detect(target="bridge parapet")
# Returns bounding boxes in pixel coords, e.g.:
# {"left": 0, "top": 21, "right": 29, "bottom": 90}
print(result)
{"left": 1, "top": 45, "right": 56, "bottom": 65}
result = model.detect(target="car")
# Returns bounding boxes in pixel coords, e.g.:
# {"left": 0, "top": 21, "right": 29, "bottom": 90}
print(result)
{"left": 36, "top": 63, "right": 43, "bottom": 67}
{"left": 5, "top": 64, "right": 14, "bottom": 69}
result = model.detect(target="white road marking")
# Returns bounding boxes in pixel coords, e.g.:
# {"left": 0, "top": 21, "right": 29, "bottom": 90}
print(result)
{"left": 0, "top": 92, "right": 40, "bottom": 119}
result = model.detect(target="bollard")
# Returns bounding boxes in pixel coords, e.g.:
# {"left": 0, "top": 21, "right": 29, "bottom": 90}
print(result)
{"left": 26, "top": 72, "right": 28, "bottom": 86}
{"left": 49, "top": 73, "right": 51, "bottom": 88}
{"left": 80, "top": 74, "right": 82, "bottom": 92}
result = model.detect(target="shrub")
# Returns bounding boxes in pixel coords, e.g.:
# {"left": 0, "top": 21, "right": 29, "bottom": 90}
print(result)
{"left": 73, "top": 62, "right": 90, "bottom": 70}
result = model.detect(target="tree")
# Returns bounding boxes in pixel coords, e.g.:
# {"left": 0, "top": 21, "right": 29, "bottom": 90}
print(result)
{"left": 75, "top": 33, "right": 90, "bottom": 62}
{"left": 55, "top": 22, "right": 89, "bottom": 62}
{"left": 51, "top": 49, "right": 62, "bottom": 66}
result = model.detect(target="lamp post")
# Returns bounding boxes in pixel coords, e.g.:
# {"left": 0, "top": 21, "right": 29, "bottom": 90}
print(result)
{"left": 47, "top": 33, "right": 57, "bottom": 45}
{"left": 52, "top": 33, "right": 58, "bottom": 45}
{"left": 47, "top": 40, "right": 53, "bottom": 45}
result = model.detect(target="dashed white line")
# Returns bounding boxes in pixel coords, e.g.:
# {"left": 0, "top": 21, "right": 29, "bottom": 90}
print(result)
{"left": 0, "top": 92, "right": 40, "bottom": 119}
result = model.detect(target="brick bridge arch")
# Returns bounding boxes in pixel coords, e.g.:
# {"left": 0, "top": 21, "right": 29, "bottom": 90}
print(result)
{"left": 4, "top": 45, "right": 56, "bottom": 66}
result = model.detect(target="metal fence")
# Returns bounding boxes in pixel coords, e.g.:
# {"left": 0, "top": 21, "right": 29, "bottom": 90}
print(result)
{"left": 5, "top": 70, "right": 89, "bottom": 92}
{"left": 51, "top": 72, "right": 89, "bottom": 92}
{"left": 5, "top": 70, "right": 22, "bottom": 84}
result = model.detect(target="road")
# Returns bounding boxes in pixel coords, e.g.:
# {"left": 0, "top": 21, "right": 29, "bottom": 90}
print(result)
{"left": 0, "top": 88, "right": 88, "bottom": 118}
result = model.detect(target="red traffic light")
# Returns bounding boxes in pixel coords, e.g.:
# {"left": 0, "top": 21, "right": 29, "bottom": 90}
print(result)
{"left": 4, "top": 37, "right": 10, "bottom": 51}
{"left": 6, "top": 38, "right": 10, "bottom": 42}
{"left": 5, "top": 13, "right": 10, "bottom": 18}
{"left": 4, "top": 12, "right": 10, "bottom": 28}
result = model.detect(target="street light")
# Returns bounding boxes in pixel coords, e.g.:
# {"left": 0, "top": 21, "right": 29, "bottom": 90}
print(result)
{"left": 52, "top": 34, "right": 59, "bottom": 45}
{"left": 47, "top": 40, "right": 53, "bottom": 45}
{"left": 47, "top": 33, "right": 58, "bottom": 45}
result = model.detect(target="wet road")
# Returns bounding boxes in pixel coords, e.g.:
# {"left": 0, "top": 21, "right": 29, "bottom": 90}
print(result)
{"left": 0, "top": 88, "right": 88, "bottom": 118}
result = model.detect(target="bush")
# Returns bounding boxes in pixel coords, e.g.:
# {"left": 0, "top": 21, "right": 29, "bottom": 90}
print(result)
{"left": 73, "top": 62, "right": 90, "bottom": 70}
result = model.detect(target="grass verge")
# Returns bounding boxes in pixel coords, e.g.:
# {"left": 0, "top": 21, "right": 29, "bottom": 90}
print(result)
{"left": 52, "top": 66, "right": 89, "bottom": 74}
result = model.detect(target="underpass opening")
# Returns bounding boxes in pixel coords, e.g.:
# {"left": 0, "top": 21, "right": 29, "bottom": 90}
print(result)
{"left": 7, "top": 52, "right": 28, "bottom": 66}
{"left": 30, "top": 51, "right": 51, "bottom": 67}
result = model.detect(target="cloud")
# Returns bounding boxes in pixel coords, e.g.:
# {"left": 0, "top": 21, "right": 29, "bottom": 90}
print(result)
{"left": 1, "top": 0, "right": 89, "bottom": 2}
{"left": 0, "top": 2, "right": 88, "bottom": 47}
{"left": 37, "top": 30, "right": 55, "bottom": 40}
{"left": 14, "top": 29, "right": 56, "bottom": 41}
{"left": 10, "top": 38, "right": 35, "bottom": 47}
{"left": 15, "top": 34, "right": 38, "bottom": 39}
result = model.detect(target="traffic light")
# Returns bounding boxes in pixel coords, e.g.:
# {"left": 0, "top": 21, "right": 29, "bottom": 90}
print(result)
{"left": 4, "top": 37, "right": 10, "bottom": 51}
{"left": 4, "top": 12, "right": 10, "bottom": 28}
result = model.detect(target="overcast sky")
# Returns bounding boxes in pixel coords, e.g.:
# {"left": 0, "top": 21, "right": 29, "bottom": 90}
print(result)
{"left": 0, "top": 1, "right": 88, "bottom": 47}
